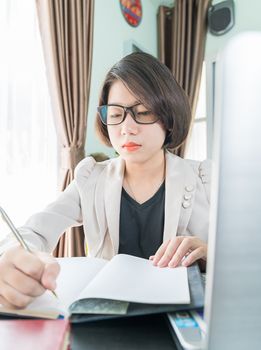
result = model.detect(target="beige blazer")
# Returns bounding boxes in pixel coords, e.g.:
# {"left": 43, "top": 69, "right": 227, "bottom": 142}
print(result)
{"left": 0, "top": 152, "right": 211, "bottom": 260}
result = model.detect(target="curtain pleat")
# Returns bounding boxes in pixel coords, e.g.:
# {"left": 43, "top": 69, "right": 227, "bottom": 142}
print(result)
{"left": 36, "top": 0, "right": 94, "bottom": 257}
{"left": 158, "top": 0, "right": 210, "bottom": 157}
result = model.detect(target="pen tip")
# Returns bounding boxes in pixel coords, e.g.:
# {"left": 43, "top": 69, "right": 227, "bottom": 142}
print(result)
{"left": 51, "top": 290, "right": 58, "bottom": 298}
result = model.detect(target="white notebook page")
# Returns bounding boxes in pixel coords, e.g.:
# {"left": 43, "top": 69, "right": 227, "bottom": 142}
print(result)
{"left": 77, "top": 254, "right": 190, "bottom": 304}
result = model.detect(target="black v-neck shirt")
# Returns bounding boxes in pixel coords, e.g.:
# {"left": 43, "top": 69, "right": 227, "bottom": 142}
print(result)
{"left": 118, "top": 181, "right": 165, "bottom": 259}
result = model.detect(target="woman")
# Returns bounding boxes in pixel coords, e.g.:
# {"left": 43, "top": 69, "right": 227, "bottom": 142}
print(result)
{"left": 0, "top": 52, "right": 210, "bottom": 309}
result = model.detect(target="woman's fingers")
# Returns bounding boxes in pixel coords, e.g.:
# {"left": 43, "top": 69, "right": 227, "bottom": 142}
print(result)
{"left": 182, "top": 246, "right": 206, "bottom": 267}
{"left": 0, "top": 282, "right": 33, "bottom": 309}
{"left": 0, "top": 246, "right": 60, "bottom": 309}
{"left": 3, "top": 267, "right": 45, "bottom": 297}
{"left": 152, "top": 240, "right": 170, "bottom": 266}
{"left": 41, "top": 260, "right": 60, "bottom": 291}
{"left": 168, "top": 237, "right": 207, "bottom": 268}
{"left": 151, "top": 236, "right": 207, "bottom": 268}
{"left": 0, "top": 294, "right": 14, "bottom": 309}
{"left": 157, "top": 237, "right": 184, "bottom": 267}
{"left": 168, "top": 238, "right": 194, "bottom": 267}
{"left": 12, "top": 248, "right": 45, "bottom": 281}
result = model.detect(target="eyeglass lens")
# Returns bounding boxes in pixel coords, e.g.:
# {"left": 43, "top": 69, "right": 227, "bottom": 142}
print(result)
{"left": 99, "top": 105, "right": 158, "bottom": 125}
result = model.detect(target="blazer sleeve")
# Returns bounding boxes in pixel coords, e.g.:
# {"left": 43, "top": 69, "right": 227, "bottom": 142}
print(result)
{"left": 0, "top": 157, "right": 96, "bottom": 254}
{"left": 185, "top": 159, "right": 211, "bottom": 242}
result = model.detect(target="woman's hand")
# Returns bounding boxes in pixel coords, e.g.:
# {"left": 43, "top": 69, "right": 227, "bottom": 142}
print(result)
{"left": 0, "top": 245, "right": 60, "bottom": 309}
{"left": 150, "top": 236, "right": 207, "bottom": 268}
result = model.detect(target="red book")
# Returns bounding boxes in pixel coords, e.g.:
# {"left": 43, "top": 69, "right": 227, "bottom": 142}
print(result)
{"left": 0, "top": 319, "right": 70, "bottom": 350}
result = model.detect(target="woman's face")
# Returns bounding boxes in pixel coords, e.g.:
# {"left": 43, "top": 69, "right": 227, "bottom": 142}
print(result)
{"left": 107, "top": 80, "right": 166, "bottom": 164}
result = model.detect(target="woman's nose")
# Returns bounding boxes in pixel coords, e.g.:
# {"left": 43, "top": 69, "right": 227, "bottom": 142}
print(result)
{"left": 120, "top": 113, "right": 138, "bottom": 134}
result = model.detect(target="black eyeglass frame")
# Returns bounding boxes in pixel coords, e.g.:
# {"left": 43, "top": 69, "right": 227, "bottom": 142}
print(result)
{"left": 97, "top": 103, "right": 160, "bottom": 126}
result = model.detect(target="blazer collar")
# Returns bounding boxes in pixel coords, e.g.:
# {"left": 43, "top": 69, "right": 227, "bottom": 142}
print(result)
{"left": 104, "top": 156, "right": 125, "bottom": 255}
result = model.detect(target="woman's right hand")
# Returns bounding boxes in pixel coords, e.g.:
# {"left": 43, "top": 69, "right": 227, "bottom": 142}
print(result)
{"left": 0, "top": 245, "right": 60, "bottom": 309}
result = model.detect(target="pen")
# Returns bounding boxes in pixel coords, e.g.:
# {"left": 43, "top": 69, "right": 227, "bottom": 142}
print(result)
{"left": 0, "top": 206, "right": 58, "bottom": 298}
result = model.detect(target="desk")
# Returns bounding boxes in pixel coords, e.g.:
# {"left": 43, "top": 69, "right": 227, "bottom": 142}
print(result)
{"left": 70, "top": 267, "right": 204, "bottom": 349}
{"left": 71, "top": 314, "right": 179, "bottom": 350}
{"left": 0, "top": 314, "right": 180, "bottom": 349}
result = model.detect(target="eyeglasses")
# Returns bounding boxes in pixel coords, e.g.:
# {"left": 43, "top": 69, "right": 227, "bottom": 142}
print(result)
{"left": 97, "top": 103, "right": 159, "bottom": 125}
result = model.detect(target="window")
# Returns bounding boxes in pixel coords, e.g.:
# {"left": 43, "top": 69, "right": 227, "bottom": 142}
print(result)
{"left": 186, "top": 62, "right": 207, "bottom": 161}
{"left": 0, "top": 0, "right": 57, "bottom": 237}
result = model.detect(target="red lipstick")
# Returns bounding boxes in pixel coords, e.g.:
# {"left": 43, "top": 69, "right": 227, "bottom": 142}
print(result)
{"left": 122, "top": 142, "right": 141, "bottom": 152}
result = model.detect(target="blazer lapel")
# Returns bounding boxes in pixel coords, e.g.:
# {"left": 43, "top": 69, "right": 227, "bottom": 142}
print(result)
{"left": 163, "top": 153, "right": 186, "bottom": 241}
{"left": 102, "top": 153, "right": 195, "bottom": 253}
{"left": 104, "top": 157, "right": 125, "bottom": 255}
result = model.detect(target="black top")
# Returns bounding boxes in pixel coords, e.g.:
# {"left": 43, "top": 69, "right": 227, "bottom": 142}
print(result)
{"left": 118, "top": 182, "right": 165, "bottom": 259}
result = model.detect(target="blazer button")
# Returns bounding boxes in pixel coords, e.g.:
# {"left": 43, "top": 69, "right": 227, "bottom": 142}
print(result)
{"left": 182, "top": 200, "right": 191, "bottom": 209}
{"left": 184, "top": 194, "right": 192, "bottom": 200}
{"left": 185, "top": 185, "right": 194, "bottom": 192}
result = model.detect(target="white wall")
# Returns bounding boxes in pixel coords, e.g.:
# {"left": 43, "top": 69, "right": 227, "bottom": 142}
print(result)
{"left": 205, "top": 0, "right": 261, "bottom": 60}
{"left": 85, "top": 0, "right": 164, "bottom": 157}
{"left": 205, "top": 0, "right": 261, "bottom": 156}
{"left": 86, "top": 0, "right": 261, "bottom": 158}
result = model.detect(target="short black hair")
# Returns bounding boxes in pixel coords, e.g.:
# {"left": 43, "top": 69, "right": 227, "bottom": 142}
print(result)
{"left": 96, "top": 52, "right": 191, "bottom": 150}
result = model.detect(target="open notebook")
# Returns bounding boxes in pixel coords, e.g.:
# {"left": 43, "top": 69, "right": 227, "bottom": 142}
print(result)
{"left": 0, "top": 254, "right": 190, "bottom": 319}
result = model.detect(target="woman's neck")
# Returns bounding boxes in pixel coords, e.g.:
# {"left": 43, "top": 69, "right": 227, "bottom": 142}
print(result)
{"left": 124, "top": 150, "right": 165, "bottom": 182}
{"left": 123, "top": 150, "right": 166, "bottom": 204}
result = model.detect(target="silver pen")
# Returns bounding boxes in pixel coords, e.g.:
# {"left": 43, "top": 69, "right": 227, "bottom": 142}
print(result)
{"left": 0, "top": 206, "right": 57, "bottom": 298}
